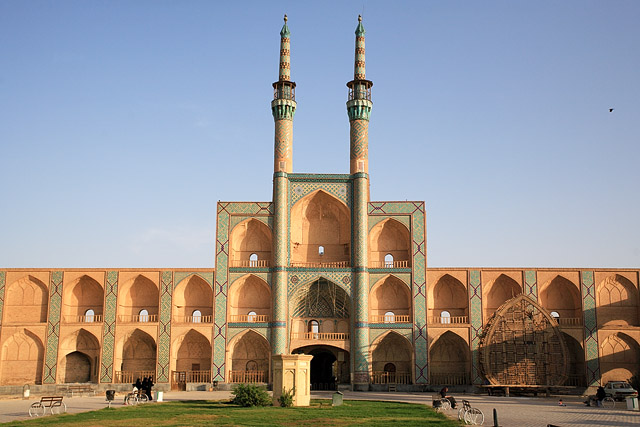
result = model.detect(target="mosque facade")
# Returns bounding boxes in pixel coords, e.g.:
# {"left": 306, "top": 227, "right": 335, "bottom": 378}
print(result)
{"left": 0, "top": 17, "right": 638, "bottom": 393}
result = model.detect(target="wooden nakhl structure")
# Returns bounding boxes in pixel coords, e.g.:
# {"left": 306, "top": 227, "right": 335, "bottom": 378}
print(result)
{"left": 479, "top": 295, "right": 569, "bottom": 386}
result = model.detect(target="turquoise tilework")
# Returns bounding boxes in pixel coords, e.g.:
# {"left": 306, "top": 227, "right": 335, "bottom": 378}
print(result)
{"left": 525, "top": 270, "right": 538, "bottom": 300}
{"left": 229, "top": 216, "right": 272, "bottom": 233}
{"left": 227, "top": 326, "right": 269, "bottom": 342}
{"left": 468, "top": 270, "right": 483, "bottom": 384}
{"left": 215, "top": 202, "right": 273, "bottom": 381}
{"left": 370, "top": 329, "right": 413, "bottom": 345}
{"left": 288, "top": 273, "right": 351, "bottom": 298}
{"left": 581, "top": 271, "right": 600, "bottom": 386}
{"left": 43, "top": 271, "right": 63, "bottom": 384}
{"left": 369, "top": 270, "right": 411, "bottom": 292}
{"left": 173, "top": 272, "right": 214, "bottom": 289}
{"left": 0, "top": 272, "right": 5, "bottom": 327}
{"left": 290, "top": 182, "right": 352, "bottom": 208}
{"left": 368, "top": 215, "right": 411, "bottom": 231}
{"left": 229, "top": 272, "right": 270, "bottom": 286}
{"left": 99, "top": 271, "right": 118, "bottom": 383}
{"left": 156, "top": 271, "right": 173, "bottom": 383}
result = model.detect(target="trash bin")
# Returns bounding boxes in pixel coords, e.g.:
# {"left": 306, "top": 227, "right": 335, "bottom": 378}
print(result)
{"left": 332, "top": 391, "right": 343, "bottom": 407}
{"left": 626, "top": 397, "right": 638, "bottom": 411}
{"left": 155, "top": 391, "right": 164, "bottom": 402}
{"left": 105, "top": 390, "right": 115, "bottom": 401}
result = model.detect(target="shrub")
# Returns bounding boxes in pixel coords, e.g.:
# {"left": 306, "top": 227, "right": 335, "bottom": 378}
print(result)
{"left": 232, "top": 383, "right": 271, "bottom": 407}
{"left": 278, "top": 388, "right": 294, "bottom": 407}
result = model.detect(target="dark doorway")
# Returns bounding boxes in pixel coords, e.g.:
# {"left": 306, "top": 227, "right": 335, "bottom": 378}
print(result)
{"left": 64, "top": 351, "right": 91, "bottom": 383}
{"left": 310, "top": 350, "right": 337, "bottom": 390}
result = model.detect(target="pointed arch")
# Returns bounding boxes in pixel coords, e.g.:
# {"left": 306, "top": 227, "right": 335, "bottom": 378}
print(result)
{"left": 370, "top": 331, "right": 413, "bottom": 384}
{"left": 599, "top": 333, "right": 639, "bottom": 383}
{"left": 118, "top": 275, "right": 159, "bottom": 321}
{"left": 4, "top": 275, "right": 48, "bottom": 323}
{"left": 116, "top": 328, "right": 157, "bottom": 381}
{"left": 480, "top": 294, "right": 568, "bottom": 386}
{"left": 290, "top": 190, "right": 351, "bottom": 266}
{"left": 173, "top": 274, "right": 213, "bottom": 323}
{"left": 484, "top": 274, "right": 522, "bottom": 321}
{"left": 289, "top": 277, "right": 350, "bottom": 319}
{"left": 429, "top": 331, "right": 470, "bottom": 385}
{"left": 368, "top": 218, "right": 411, "bottom": 268}
{"left": 429, "top": 274, "right": 468, "bottom": 323}
{"left": 0, "top": 329, "right": 44, "bottom": 385}
{"left": 227, "top": 330, "right": 270, "bottom": 383}
{"left": 596, "top": 275, "right": 639, "bottom": 327}
{"left": 562, "top": 332, "right": 586, "bottom": 387}
{"left": 172, "top": 329, "right": 211, "bottom": 380}
{"left": 229, "top": 219, "right": 272, "bottom": 267}
{"left": 228, "top": 274, "right": 271, "bottom": 322}
{"left": 369, "top": 275, "right": 412, "bottom": 322}
{"left": 539, "top": 275, "right": 582, "bottom": 325}
{"left": 62, "top": 275, "right": 104, "bottom": 322}
{"left": 57, "top": 328, "right": 100, "bottom": 383}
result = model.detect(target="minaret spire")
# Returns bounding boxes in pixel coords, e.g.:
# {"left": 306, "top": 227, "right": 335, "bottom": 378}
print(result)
{"left": 347, "top": 14, "right": 373, "bottom": 175}
{"left": 271, "top": 14, "right": 296, "bottom": 173}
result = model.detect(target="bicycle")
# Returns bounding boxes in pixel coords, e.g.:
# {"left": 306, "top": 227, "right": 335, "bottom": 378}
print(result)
{"left": 458, "top": 399, "right": 484, "bottom": 425}
{"left": 124, "top": 390, "right": 149, "bottom": 405}
{"left": 432, "top": 395, "right": 451, "bottom": 412}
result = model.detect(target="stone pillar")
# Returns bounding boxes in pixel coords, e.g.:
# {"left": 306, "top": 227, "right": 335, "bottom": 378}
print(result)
{"left": 272, "top": 354, "right": 313, "bottom": 406}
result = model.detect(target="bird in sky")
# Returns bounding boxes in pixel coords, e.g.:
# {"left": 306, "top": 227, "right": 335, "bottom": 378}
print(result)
{"left": 609, "top": 108, "right": 614, "bottom": 112}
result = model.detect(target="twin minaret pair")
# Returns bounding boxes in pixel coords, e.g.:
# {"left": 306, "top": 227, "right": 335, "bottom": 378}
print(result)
{"left": 271, "top": 15, "right": 373, "bottom": 175}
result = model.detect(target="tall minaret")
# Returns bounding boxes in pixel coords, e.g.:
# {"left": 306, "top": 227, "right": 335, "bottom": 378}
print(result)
{"left": 347, "top": 15, "right": 373, "bottom": 390}
{"left": 271, "top": 15, "right": 295, "bottom": 357}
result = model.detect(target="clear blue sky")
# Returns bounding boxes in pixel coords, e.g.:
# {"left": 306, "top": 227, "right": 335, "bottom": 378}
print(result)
{"left": 1, "top": 1, "right": 639, "bottom": 268}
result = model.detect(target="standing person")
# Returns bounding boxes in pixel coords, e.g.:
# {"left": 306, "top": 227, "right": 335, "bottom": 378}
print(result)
{"left": 141, "top": 377, "right": 149, "bottom": 397}
{"left": 134, "top": 378, "right": 142, "bottom": 392}
{"left": 146, "top": 376, "right": 154, "bottom": 401}
{"left": 440, "top": 386, "right": 457, "bottom": 409}
{"left": 596, "top": 386, "right": 606, "bottom": 407}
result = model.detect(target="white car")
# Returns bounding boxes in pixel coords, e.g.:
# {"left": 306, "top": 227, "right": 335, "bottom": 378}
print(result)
{"left": 603, "top": 381, "right": 638, "bottom": 400}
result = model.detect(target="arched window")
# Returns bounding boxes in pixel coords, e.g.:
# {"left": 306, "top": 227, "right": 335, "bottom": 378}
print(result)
{"left": 139, "top": 309, "right": 149, "bottom": 323}
{"left": 249, "top": 253, "right": 258, "bottom": 267}
{"left": 247, "top": 311, "right": 257, "bottom": 322}
{"left": 309, "top": 320, "right": 319, "bottom": 339}
{"left": 318, "top": 246, "right": 325, "bottom": 256}
{"left": 192, "top": 309, "right": 202, "bottom": 323}
{"left": 440, "top": 310, "right": 451, "bottom": 324}
{"left": 384, "top": 253, "right": 394, "bottom": 268}
{"left": 383, "top": 362, "right": 396, "bottom": 373}
{"left": 384, "top": 311, "right": 395, "bottom": 323}
{"left": 84, "top": 309, "right": 95, "bottom": 323}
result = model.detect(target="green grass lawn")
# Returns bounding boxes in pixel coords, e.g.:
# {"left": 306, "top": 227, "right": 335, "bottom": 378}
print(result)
{"left": 5, "top": 399, "right": 460, "bottom": 426}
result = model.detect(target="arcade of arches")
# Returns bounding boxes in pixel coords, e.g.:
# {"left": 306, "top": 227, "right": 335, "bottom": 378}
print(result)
{"left": 0, "top": 21, "right": 638, "bottom": 392}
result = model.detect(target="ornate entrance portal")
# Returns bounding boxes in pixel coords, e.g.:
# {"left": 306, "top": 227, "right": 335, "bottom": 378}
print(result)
{"left": 293, "top": 346, "right": 349, "bottom": 390}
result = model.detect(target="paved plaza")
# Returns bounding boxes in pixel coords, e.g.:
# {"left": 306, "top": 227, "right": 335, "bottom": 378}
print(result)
{"left": 0, "top": 390, "right": 637, "bottom": 426}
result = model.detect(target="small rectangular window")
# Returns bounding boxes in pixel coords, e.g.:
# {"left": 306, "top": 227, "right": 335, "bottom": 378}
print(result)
{"left": 358, "top": 161, "right": 365, "bottom": 172}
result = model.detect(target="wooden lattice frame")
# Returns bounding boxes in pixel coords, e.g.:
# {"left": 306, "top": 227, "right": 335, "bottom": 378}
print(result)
{"left": 479, "top": 294, "right": 569, "bottom": 386}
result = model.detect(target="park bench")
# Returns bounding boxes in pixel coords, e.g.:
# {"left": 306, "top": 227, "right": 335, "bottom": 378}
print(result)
{"left": 67, "top": 385, "right": 96, "bottom": 397}
{"left": 28, "top": 396, "right": 66, "bottom": 417}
